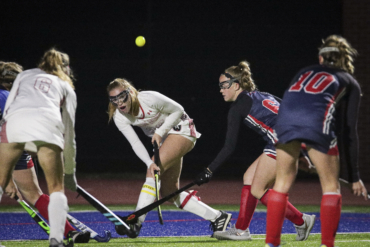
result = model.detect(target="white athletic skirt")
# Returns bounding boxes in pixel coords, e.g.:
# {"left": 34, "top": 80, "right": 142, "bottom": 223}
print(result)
{"left": 0, "top": 111, "right": 65, "bottom": 152}
{"left": 165, "top": 119, "right": 201, "bottom": 145}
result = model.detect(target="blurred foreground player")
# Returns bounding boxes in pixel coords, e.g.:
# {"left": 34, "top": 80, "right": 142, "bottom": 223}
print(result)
{"left": 195, "top": 61, "right": 315, "bottom": 241}
{"left": 0, "top": 61, "right": 89, "bottom": 244}
{"left": 0, "top": 49, "right": 79, "bottom": 247}
{"left": 107, "top": 78, "right": 231, "bottom": 237}
{"left": 265, "top": 35, "right": 368, "bottom": 247}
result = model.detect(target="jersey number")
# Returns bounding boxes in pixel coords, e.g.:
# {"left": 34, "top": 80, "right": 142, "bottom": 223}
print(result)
{"left": 289, "top": 71, "right": 335, "bottom": 94}
{"left": 262, "top": 99, "right": 279, "bottom": 114}
{"left": 34, "top": 77, "right": 52, "bottom": 93}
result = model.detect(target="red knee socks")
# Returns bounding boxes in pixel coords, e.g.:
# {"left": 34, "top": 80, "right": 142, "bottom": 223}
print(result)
{"left": 235, "top": 185, "right": 258, "bottom": 230}
{"left": 320, "top": 194, "right": 341, "bottom": 247}
{"left": 266, "top": 189, "right": 288, "bottom": 246}
{"left": 261, "top": 189, "right": 304, "bottom": 226}
{"left": 35, "top": 194, "right": 75, "bottom": 237}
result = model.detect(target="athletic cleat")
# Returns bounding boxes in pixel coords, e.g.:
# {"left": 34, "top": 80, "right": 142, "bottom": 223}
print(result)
{"left": 213, "top": 224, "right": 251, "bottom": 241}
{"left": 49, "top": 238, "right": 73, "bottom": 247}
{"left": 210, "top": 210, "right": 232, "bottom": 233}
{"left": 265, "top": 244, "right": 280, "bottom": 247}
{"left": 294, "top": 213, "right": 316, "bottom": 241}
{"left": 67, "top": 230, "right": 90, "bottom": 243}
{"left": 127, "top": 223, "right": 142, "bottom": 238}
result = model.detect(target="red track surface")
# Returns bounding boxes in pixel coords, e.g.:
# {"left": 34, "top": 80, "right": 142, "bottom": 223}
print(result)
{"left": 1, "top": 178, "right": 369, "bottom": 207}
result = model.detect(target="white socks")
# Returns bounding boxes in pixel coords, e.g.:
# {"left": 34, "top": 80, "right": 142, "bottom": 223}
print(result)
{"left": 0, "top": 186, "right": 3, "bottom": 203}
{"left": 48, "top": 192, "right": 68, "bottom": 242}
{"left": 174, "top": 191, "right": 220, "bottom": 221}
{"left": 136, "top": 177, "right": 157, "bottom": 224}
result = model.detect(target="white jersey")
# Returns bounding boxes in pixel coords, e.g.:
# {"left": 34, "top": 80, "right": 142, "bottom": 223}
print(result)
{"left": 113, "top": 91, "right": 201, "bottom": 168}
{"left": 1, "top": 68, "right": 77, "bottom": 173}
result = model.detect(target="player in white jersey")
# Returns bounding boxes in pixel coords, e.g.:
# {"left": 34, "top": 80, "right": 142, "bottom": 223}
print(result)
{"left": 0, "top": 49, "right": 77, "bottom": 247}
{"left": 0, "top": 61, "right": 90, "bottom": 244}
{"left": 107, "top": 78, "right": 231, "bottom": 237}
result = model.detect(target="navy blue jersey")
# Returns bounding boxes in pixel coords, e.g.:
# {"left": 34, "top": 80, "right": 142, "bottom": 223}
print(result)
{"left": 0, "top": 87, "right": 10, "bottom": 119}
{"left": 208, "top": 90, "right": 280, "bottom": 172}
{"left": 242, "top": 91, "right": 279, "bottom": 145}
{"left": 275, "top": 64, "right": 361, "bottom": 182}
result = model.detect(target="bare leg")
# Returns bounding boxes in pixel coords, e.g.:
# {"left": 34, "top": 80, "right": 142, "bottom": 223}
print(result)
{"left": 37, "top": 144, "right": 64, "bottom": 194}
{"left": 243, "top": 156, "right": 259, "bottom": 185}
{"left": 151, "top": 134, "right": 194, "bottom": 199}
{"left": 307, "top": 148, "right": 340, "bottom": 194}
{"left": 37, "top": 143, "right": 67, "bottom": 243}
{"left": 0, "top": 143, "right": 25, "bottom": 193}
{"left": 273, "top": 142, "right": 301, "bottom": 193}
{"left": 13, "top": 167, "right": 43, "bottom": 205}
{"left": 250, "top": 153, "right": 276, "bottom": 198}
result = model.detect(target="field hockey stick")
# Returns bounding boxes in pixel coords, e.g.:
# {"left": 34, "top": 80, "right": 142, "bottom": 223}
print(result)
{"left": 339, "top": 178, "right": 370, "bottom": 199}
{"left": 120, "top": 180, "right": 196, "bottom": 224}
{"left": 14, "top": 195, "right": 50, "bottom": 235}
{"left": 153, "top": 142, "right": 164, "bottom": 225}
{"left": 66, "top": 214, "right": 111, "bottom": 242}
{"left": 76, "top": 185, "right": 135, "bottom": 237}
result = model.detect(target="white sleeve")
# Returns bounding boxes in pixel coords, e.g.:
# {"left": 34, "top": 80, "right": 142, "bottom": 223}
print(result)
{"left": 3, "top": 73, "right": 22, "bottom": 115}
{"left": 149, "top": 92, "right": 184, "bottom": 137}
{"left": 62, "top": 85, "right": 77, "bottom": 174}
{"left": 114, "top": 113, "right": 153, "bottom": 168}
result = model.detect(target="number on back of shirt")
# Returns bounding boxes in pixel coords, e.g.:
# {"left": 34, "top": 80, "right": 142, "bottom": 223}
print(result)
{"left": 289, "top": 71, "right": 336, "bottom": 94}
{"left": 34, "top": 77, "right": 52, "bottom": 93}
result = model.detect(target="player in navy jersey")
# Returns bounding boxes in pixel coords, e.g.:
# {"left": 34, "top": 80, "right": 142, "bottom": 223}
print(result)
{"left": 0, "top": 61, "right": 90, "bottom": 244}
{"left": 195, "top": 61, "right": 315, "bottom": 241}
{"left": 265, "top": 35, "right": 368, "bottom": 247}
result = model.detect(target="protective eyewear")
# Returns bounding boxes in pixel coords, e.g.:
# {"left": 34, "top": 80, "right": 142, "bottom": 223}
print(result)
{"left": 219, "top": 78, "right": 240, "bottom": 89}
{"left": 109, "top": 89, "right": 130, "bottom": 105}
{"left": 1, "top": 69, "right": 19, "bottom": 78}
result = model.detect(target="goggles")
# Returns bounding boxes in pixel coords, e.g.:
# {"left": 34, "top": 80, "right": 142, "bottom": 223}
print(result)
{"left": 1, "top": 69, "right": 19, "bottom": 78}
{"left": 109, "top": 89, "right": 130, "bottom": 105}
{"left": 219, "top": 73, "right": 240, "bottom": 89}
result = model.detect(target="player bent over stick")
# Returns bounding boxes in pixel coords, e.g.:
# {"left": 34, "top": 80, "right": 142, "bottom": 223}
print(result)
{"left": 0, "top": 49, "right": 78, "bottom": 247}
{"left": 107, "top": 78, "right": 231, "bottom": 238}
{"left": 195, "top": 61, "right": 315, "bottom": 241}
{"left": 265, "top": 35, "right": 368, "bottom": 247}
{"left": 0, "top": 61, "right": 90, "bottom": 244}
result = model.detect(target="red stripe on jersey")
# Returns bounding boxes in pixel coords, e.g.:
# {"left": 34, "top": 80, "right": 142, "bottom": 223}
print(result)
{"left": 139, "top": 106, "right": 145, "bottom": 119}
{"left": 248, "top": 115, "right": 275, "bottom": 143}
{"left": 322, "top": 87, "right": 345, "bottom": 134}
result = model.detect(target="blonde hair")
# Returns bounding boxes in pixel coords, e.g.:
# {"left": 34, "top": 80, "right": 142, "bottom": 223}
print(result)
{"left": 38, "top": 48, "right": 75, "bottom": 89}
{"left": 319, "top": 35, "right": 358, "bottom": 74}
{"left": 107, "top": 78, "right": 140, "bottom": 122}
{"left": 0, "top": 61, "right": 23, "bottom": 84}
{"left": 225, "top": 61, "right": 256, "bottom": 92}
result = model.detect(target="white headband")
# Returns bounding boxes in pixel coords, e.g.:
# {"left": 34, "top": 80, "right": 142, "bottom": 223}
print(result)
{"left": 319, "top": 47, "right": 339, "bottom": 55}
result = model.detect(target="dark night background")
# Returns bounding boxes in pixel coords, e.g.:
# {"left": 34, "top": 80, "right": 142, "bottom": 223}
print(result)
{"left": 3, "top": 1, "right": 368, "bottom": 181}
